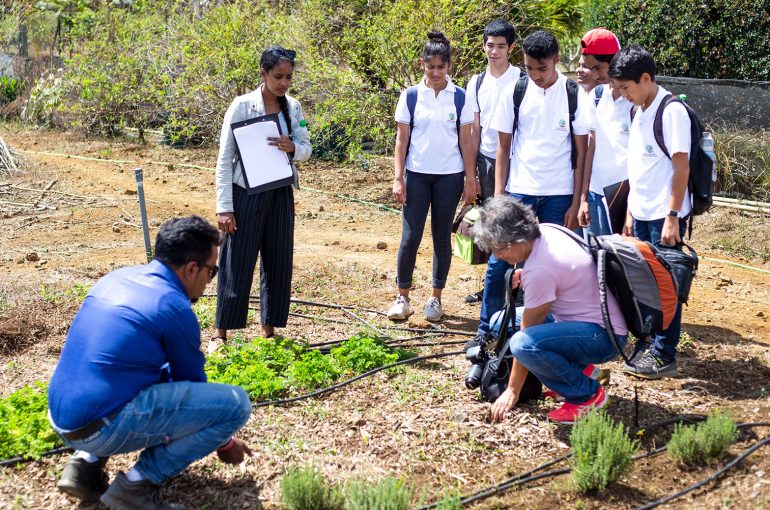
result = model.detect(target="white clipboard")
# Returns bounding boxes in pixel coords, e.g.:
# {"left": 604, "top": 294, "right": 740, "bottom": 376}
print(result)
{"left": 231, "top": 113, "right": 294, "bottom": 194}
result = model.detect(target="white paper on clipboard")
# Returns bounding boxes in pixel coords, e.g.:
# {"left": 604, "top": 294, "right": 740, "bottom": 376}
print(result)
{"left": 232, "top": 120, "right": 292, "bottom": 189}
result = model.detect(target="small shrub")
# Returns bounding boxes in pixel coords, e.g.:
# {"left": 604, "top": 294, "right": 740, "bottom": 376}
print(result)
{"left": 434, "top": 494, "right": 462, "bottom": 510}
{"left": 0, "top": 76, "right": 20, "bottom": 103}
{"left": 22, "top": 71, "right": 67, "bottom": 128}
{"left": 330, "top": 334, "right": 414, "bottom": 374}
{"left": 280, "top": 465, "right": 343, "bottom": 510}
{"left": 0, "top": 382, "right": 62, "bottom": 460}
{"left": 285, "top": 350, "right": 341, "bottom": 391}
{"left": 570, "top": 410, "right": 638, "bottom": 493}
{"left": 206, "top": 335, "right": 412, "bottom": 401}
{"left": 345, "top": 477, "right": 414, "bottom": 510}
{"left": 669, "top": 411, "right": 739, "bottom": 464}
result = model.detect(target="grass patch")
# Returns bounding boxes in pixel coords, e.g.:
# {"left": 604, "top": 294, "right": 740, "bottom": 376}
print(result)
{"left": 193, "top": 296, "right": 255, "bottom": 329}
{"left": 206, "top": 334, "right": 415, "bottom": 401}
{"left": 38, "top": 282, "right": 91, "bottom": 304}
{"left": 280, "top": 465, "right": 343, "bottom": 510}
{"left": 0, "top": 382, "right": 62, "bottom": 461}
{"left": 668, "top": 410, "right": 739, "bottom": 465}
{"left": 570, "top": 410, "right": 638, "bottom": 493}
{"left": 714, "top": 128, "right": 770, "bottom": 201}
{"left": 345, "top": 477, "right": 414, "bottom": 510}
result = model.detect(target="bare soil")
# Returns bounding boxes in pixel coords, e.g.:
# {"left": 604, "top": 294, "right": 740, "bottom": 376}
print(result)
{"left": 0, "top": 126, "right": 769, "bottom": 509}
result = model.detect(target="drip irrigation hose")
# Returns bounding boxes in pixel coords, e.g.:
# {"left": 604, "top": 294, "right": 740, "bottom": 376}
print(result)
{"left": 419, "top": 420, "right": 770, "bottom": 509}
{"left": 635, "top": 435, "right": 770, "bottom": 510}
{"left": 0, "top": 446, "right": 73, "bottom": 468}
{"left": 252, "top": 350, "right": 464, "bottom": 408}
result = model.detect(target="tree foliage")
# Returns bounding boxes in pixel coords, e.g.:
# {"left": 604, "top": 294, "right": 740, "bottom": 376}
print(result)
{"left": 19, "top": 0, "right": 583, "bottom": 155}
{"left": 585, "top": 0, "right": 770, "bottom": 81}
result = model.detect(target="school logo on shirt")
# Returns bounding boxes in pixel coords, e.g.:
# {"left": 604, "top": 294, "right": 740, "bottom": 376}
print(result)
{"left": 643, "top": 144, "right": 657, "bottom": 158}
{"left": 555, "top": 119, "right": 568, "bottom": 132}
{"left": 448, "top": 112, "right": 456, "bottom": 122}
{"left": 620, "top": 123, "right": 630, "bottom": 135}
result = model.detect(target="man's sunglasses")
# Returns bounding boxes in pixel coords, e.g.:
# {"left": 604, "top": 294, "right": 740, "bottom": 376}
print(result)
{"left": 197, "top": 262, "right": 219, "bottom": 279}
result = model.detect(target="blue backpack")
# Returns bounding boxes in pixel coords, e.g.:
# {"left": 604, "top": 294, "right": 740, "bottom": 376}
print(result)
{"left": 405, "top": 84, "right": 466, "bottom": 154}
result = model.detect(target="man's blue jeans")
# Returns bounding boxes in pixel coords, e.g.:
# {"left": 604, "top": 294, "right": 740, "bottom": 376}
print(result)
{"left": 510, "top": 315, "right": 626, "bottom": 403}
{"left": 51, "top": 382, "right": 252, "bottom": 485}
{"left": 477, "top": 193, "right": 573, "bottom": 335}
{"left": 586, "top": 191, "right": 612, "bottom": 235}
{"left": 633, "top": 216, "right": 688, "bottom": 360}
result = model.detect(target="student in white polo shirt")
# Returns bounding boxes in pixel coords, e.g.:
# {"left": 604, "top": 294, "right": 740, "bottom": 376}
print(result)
{"left": 387, "top": 31, "right": 476, "bottom": 322}
{"left": 461, "top": 19, "right": 521, "bottom": 305}
{"left": 576, "top": 28, "right": 631, "bottom": 235}
{"left": 609, "top": 44, "right": 691, "bottom": 379}
{"left": 469, "top": 30, "right": 590, "bottom": 347}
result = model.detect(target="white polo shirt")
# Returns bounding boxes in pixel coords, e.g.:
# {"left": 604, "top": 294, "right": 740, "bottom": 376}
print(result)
{"left": 589, "top": 88, "right": 633, "bottom": 195}
{"left": 489, "top": 72, "right": 591, "bottom": 195}
{"left": 463, "top": 65, "right": 521, "bottom": 159}
{"left": 627, "top": 86, "right": 692, "bottom": 221}
{"left": 394, "top": 77, "right": 474, "bottom": 175}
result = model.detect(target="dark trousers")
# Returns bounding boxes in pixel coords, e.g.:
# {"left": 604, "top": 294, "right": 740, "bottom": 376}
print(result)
{"left": 633, "top": 216, "right": 688, "bottom": 360}
{"left": 396, "top": 170, "right": 464, "bottom": 290}
{"left": 216, "top": 184, "right": 294, "bottom": 329}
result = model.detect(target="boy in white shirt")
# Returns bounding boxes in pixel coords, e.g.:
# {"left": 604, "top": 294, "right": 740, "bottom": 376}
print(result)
{"left": 468, "top": 30, "right": 591, "bottom": 349}
{"left": 609, "top": 44, "right": 691, "bottom": 379}
{"left": 576, "top": 28, "right": 632, "bottom": 235}
{"left": 461, "top": 19, "right": 521, "bottom": 304}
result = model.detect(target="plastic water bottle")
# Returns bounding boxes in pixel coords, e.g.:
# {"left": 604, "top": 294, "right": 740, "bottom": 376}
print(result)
{"left": 701, "top": 132, "right": 717, "bottom": 182}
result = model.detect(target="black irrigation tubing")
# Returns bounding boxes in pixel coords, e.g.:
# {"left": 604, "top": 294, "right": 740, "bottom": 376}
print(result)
{"left": 381, "top": 325, "right": 477, "bottom": 336}
{"left": 252, "top": 350, "right": 465, "bottom": 408}
{"left": 636, "top": 434, "right": 770, "bottom": 510}
{"left": 0, "top": 446, "right": 73, "bottom": 468}
{"left": 420, "top": 420, "right": 770, "bottom": 509}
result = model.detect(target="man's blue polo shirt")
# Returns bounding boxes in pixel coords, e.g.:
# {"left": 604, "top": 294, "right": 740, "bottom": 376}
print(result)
{"left": 48, "top": 260, "right": 206, "bottom": 430}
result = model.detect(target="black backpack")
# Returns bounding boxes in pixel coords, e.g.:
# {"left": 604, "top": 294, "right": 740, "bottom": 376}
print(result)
{"left": 478, "top": 268, "right": 542, "bottom": 403}
{"left": 632, "top": 95, "right": 715, "bottom": 217}
{"left": 511, "top": 75, "right": 580, "bottom": 168}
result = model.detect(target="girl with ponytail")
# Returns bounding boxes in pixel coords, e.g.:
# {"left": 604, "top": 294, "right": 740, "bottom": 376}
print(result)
{"left": 387, "top": 31, "right": 476, "bottom": 323}
{"left": 212, "top": 45, "right": 311, "bottom": 350}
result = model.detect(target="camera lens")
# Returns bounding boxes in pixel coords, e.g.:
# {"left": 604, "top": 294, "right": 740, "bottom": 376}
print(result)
{"left": 464, "top": 363, "right": 483, "bottom": 389}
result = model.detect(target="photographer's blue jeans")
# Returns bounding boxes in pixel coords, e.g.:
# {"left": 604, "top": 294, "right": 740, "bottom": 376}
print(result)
{"left": 634, "top": 216, "right": 688, "bottom": 360}
{"left": 510, "top": 317, "right": 626, "bottom": 404}
{"left": 396, "top": 170, "right": 464, "bottom": 289}
{"left": 51, "top": 382, "right": 252, "bottom": 485}
{"left": 477, "top": 193, "right": 573, "bottom": 335}
{"left": 586, "top": 191, "right": 612, "bottom": 235}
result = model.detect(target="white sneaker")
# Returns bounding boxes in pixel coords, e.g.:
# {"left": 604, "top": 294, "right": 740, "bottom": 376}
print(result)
{"left": 423, "top": 297, "right": 443, "bottom": 322}
{"left": 387, "top": 295, "right": 414, "bottom": 320}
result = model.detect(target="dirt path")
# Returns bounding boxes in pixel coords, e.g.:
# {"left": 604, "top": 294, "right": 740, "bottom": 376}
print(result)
{"left": 0, "top": 128, "right": 769, "bottom": 509}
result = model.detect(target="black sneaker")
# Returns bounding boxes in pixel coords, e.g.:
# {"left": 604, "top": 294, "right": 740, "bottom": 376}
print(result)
{"left": 624, "top": 350, "right": 678, "bottom": 379}
{"left": 464, "top": 289, "right": 484, "bottom": 304}
{"left": 100, "top": 472, "right": 185, "bottom": 510}
{"left": 57, "top": 456, "right": 109, "bottom": 502}
{"left": 623, "top": 340, "right": 650, "bottom": 367}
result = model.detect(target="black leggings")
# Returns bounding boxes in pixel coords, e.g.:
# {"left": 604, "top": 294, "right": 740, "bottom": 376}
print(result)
{"left": 396, "top": 170, "right": 464, "bottom": 290}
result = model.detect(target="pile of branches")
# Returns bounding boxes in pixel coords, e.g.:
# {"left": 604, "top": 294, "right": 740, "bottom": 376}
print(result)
{"left": 0, "top": 136, "right": 21, "bottom": 176}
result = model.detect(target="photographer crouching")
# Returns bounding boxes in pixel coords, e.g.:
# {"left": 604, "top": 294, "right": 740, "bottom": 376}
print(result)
{"left": 472, "top": 196, "right": 628, "bottom": 424}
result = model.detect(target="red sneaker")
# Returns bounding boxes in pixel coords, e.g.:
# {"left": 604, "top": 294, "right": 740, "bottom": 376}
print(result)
{"left": 546, "top": 386, "right": 609, "bottom": 424}
{"left": 541, "top": 365, "right": 608, "bottom": 402}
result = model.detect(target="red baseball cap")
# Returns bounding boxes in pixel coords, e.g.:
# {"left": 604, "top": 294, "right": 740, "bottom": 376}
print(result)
{"left": 580, "top": 28, "right": 620, "bottom": 55}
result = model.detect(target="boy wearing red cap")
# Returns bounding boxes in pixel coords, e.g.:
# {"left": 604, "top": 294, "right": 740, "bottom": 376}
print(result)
{"left": 577, "top": 28, "right": 633, "bottom": 235}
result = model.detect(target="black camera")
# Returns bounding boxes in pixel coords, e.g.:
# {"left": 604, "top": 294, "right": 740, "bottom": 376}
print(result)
{"left": 464, "top": 333, "right": 498, "bottom": 390}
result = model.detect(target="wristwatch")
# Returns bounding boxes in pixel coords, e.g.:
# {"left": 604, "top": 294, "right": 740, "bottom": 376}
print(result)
{"left": 668, "top": 210, "right": 680, "bottom": 218}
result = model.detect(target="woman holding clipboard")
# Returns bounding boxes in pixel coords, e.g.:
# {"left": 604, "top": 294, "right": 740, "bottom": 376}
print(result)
{"left": 212, "top": 45, "right": 311, "bottom": 350}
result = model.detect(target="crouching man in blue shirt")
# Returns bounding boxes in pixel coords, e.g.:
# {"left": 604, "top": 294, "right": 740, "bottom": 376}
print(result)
{"left": 48, "top": 216, "right": 252, "bottom": 510}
